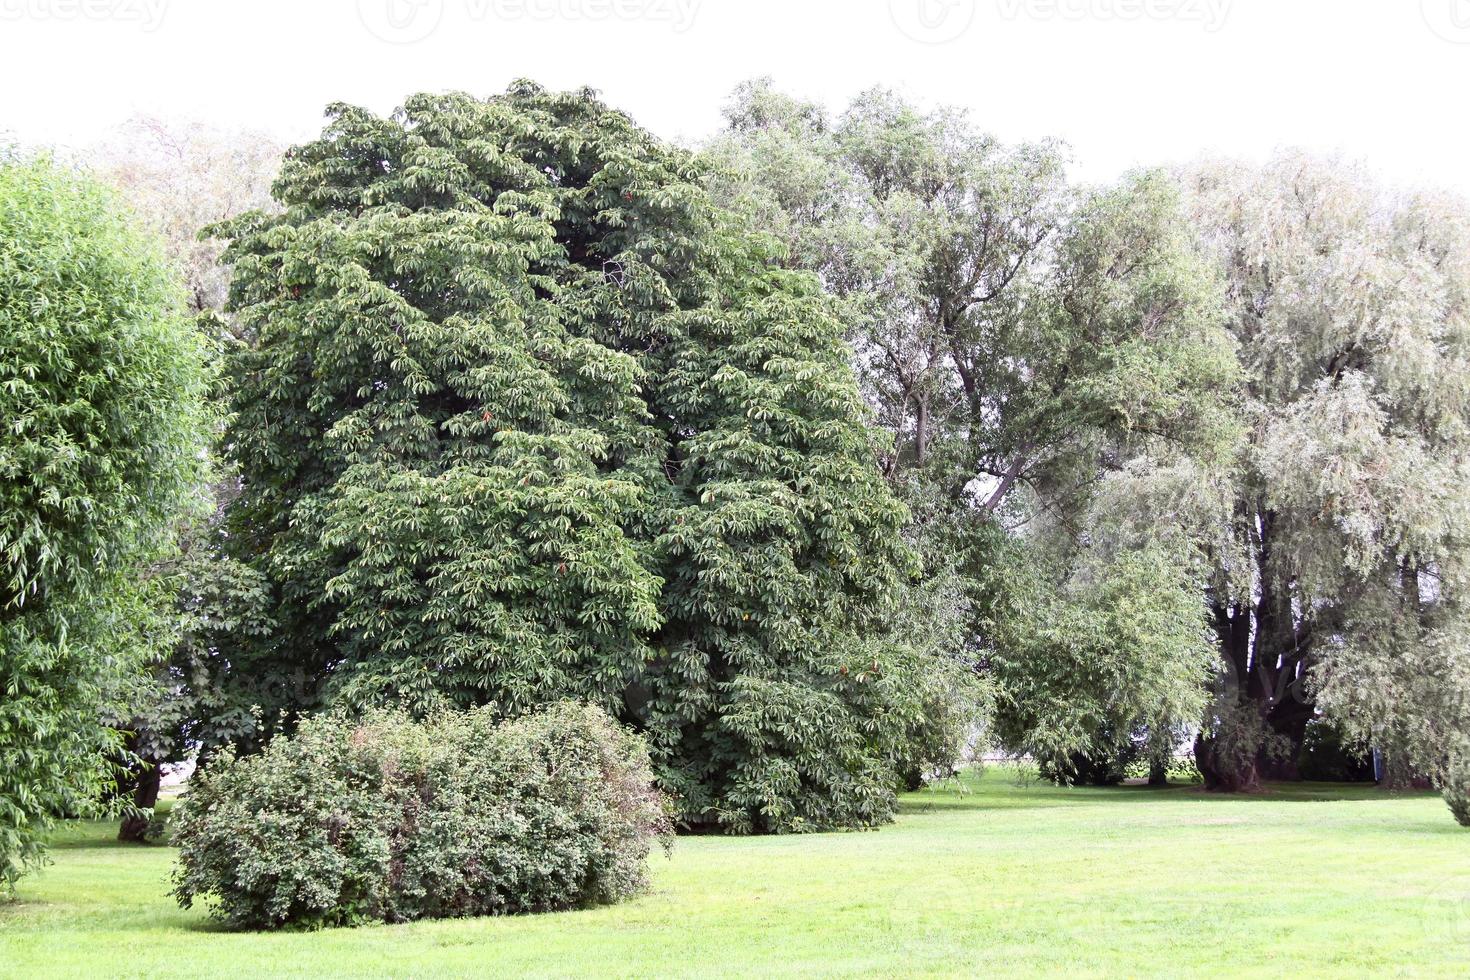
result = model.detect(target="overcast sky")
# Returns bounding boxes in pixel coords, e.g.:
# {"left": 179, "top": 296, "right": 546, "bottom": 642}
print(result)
{"left": 3, "top": 0, "right": 1468, "bottom": 192}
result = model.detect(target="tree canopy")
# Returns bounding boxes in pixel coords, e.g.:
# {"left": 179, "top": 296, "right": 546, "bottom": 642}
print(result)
{"left": 215, "top": 83, "right": 979, "bottom": 833}
{"left": 707, "top": 80, "right": 1237, "bottom": 777}
{"left": 0, "top": 153, "right": 210, "bottom": 886}
{"left": 1181, "top": 154, "right": 1470, "bottom": 795}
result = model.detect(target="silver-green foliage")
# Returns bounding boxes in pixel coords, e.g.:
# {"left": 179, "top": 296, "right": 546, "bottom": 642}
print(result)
{"left": 1182, "top": 155, "right": 1470, "bottom": 807}
{"left": 170, "top": 703, "right": 670, "bottom": 929}
{"left": 706, "top": 81, "right": 1237, "bottom": 774}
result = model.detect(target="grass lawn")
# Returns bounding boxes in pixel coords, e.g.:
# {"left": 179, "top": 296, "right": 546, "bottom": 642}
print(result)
{"left": 2, "top": 770, "right": 1468, "bottom": 978}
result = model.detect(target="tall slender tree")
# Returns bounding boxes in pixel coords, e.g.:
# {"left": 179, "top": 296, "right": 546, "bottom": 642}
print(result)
{"left": 0, "top": 153, "right": 209, "bottom": 884}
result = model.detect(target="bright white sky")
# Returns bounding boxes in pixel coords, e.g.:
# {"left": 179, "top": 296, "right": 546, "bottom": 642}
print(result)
{"left": 2, "top": 0, "right": 1468, "bottom": 193}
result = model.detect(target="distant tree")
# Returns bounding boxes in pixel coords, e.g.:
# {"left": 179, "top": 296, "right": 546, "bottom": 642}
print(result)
{"left": 0, "top": 154, "right": 209, "bottom": 884}
{"left": 87, "top": 118, "right": 281, "bottom": 840}
{"left": 215, "top": 84, "right": 979, "bottom": 832}
{"left": 1181, "top": 155, "right": 1470, "bottom": 801}
{"left": 90, "top": 116, "right": 281, "bottom": 316}
{"left": 706, "top": 81, "right": 1237, "bottom": 777}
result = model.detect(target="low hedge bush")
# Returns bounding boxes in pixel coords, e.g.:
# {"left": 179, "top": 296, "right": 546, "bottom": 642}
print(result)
{"left": 170, "top": 703, "right": 670, "bottom": 929}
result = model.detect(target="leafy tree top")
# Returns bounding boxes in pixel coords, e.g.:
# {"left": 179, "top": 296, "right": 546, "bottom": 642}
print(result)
{"left": 217, "top": 84, "right": 933, "bottom": 832}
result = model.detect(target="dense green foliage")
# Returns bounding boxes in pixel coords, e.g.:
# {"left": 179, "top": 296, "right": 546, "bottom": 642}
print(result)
{"left": 214, "top": 83, "right": 973, "bottom": 832}
{"left": 107, "top": 532, "right": 278, "bottom": 841}
{"left": 9, "top": 78, "right": 1468, "bottom": 860}
{"left": 171, "top": 704, "right": 668, "bottom": 929}
{"left": 1445, "top": 758, "right": 1470, "bottom": 827}
{"left": 1297, "top": 721, "right": 1375, "bottom": 783}
{"left": 0, "top": 155, "right": 209, "bottom": 887}
{"left": 711, "top": 84, "right": 1470, "bottom": 822}
{"left": 707, "top": 81, "right": 1234, "bottom": 777}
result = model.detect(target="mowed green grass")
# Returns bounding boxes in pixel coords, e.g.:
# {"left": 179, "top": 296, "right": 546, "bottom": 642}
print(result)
{"left": 2, "top": 770, "right": 1468, "bottom": 978}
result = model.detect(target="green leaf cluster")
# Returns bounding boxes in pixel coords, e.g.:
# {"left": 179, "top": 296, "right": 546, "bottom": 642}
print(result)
{"left": 0, "top": 154, "right": 210, "bottom": 886}
{"left": 170, "top": 703, "right": 669, "bottom": 929}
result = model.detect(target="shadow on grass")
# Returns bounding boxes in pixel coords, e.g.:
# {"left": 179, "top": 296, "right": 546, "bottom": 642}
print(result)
{"left": 45, "top": 834, "right": 175, "bottom": 852}
{"left": 897, "top": 774, "right": 1431, "bottom": 816}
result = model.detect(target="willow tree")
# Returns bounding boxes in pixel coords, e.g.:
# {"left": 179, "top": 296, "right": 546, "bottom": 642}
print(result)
{"left": 217, "top": 84, "right": 978, "bottom": 833}
{"left": 0, "top": 154, "right": 209, "bottom": 885}
{"left": 707, "top": 81, "right": 1237, "bottom": 777}
{"left": 1182, "top": 154, "right": 1470, "bottom": 799}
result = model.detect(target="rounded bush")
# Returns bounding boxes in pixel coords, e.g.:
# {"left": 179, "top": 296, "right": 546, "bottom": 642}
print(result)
{"left": 170, "top": 704, "right": 670, "bottom": 929}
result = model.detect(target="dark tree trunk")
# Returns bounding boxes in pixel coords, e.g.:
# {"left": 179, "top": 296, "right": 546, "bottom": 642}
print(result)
{"left": 1379, "top": 754, "right": 1434, "bottom": 792}
{"left": 1201, "top": 507, "right": 1317, "bottom": 790}
{"left": 1148, "top": 758, "right": 1169, "bottom": 787}
{"left": 914, "top": 398, "right": 929, "bottom": 467}
{"left": 1195, "top": 731, "right": 1264, "bottom": 792}
{"left": 1198, "top": 598, "right": 1266, "bottom": 792}
{"left": 1261, "top": 696, "right": 1313, "bottom": 781}
{"left": 117, "top": 762, "right": 162, "bottom": 843}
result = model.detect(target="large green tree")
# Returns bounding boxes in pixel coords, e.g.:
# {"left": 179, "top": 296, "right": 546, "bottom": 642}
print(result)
{"left": 216, "top": 84, "right": 977, "bottom": 833}
{"left": 1182, "top": 154, "right": 1470, "bottom": 798}
{"left": 706, "top": 81, "right": 1236, "bottom": 777}
{"left": 0, "top": 153, "right": 210, "bottom": 886}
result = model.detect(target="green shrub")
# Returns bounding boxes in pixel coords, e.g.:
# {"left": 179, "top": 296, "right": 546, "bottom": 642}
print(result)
{"left": 170, "top": 704, "right": 670, "bottom": 929}
{"left": 1448, "top": 791, "right": 1470, "bottom": 828}
{"left": 1445, "top": 755, "right": 1470, "bottom": 828}
{"left": 1038, "top": 726, "right": 1145, "bottom": 787}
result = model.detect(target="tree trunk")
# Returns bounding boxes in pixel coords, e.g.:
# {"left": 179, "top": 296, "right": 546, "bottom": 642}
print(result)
{"left": 1261, "top": 695, "right": 1313, "bottom": 781}
{"left": 1379, "top": 754, "right": 1433, "bottom": 792}
{"left": 1148, "top": 758, "right": 1169, "bottom": 787}
{"left": 1201, "top": 507, "right": 1317, "bottom": 790}
{"left": 117, "top": 762, "right": 162, "bottom": 843}
{"left": 1199, "top": 599, "right": 1266, "bottom": 791}
{"left": 914, "top": 398, "right": 929, "bottom": 466}
{"left": 1195, "top": 730, "right": 1264, "bottom": 792}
